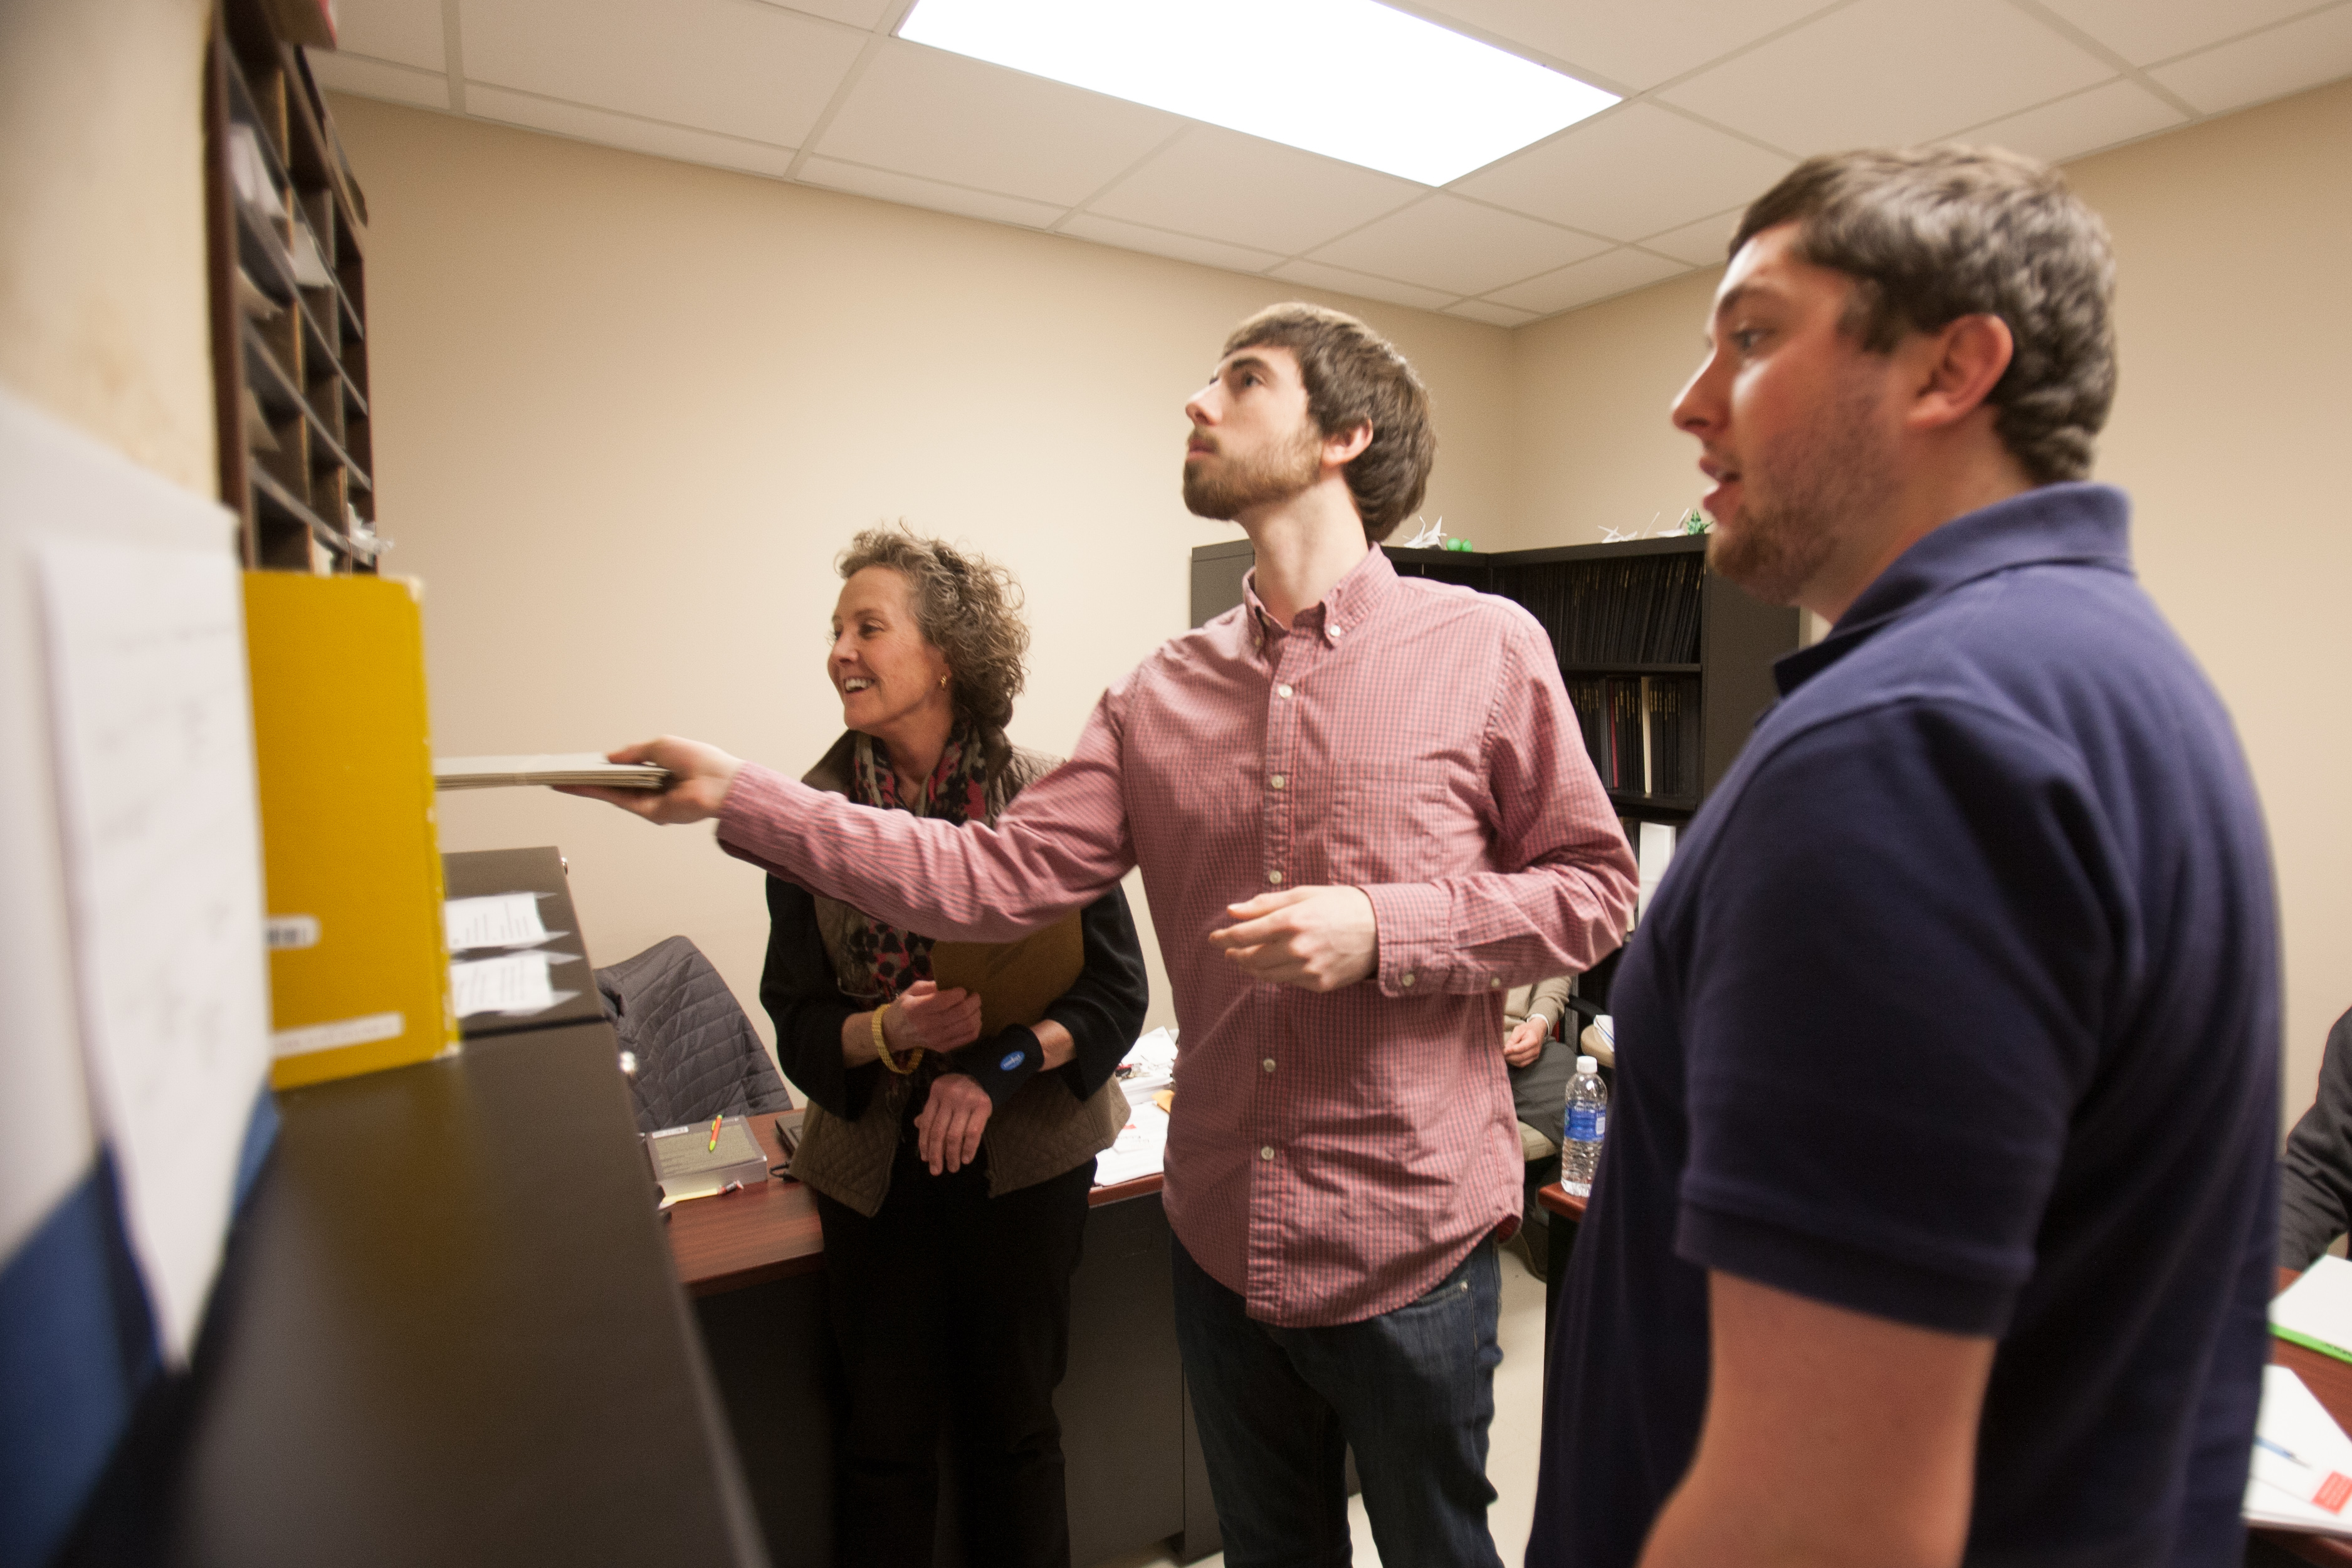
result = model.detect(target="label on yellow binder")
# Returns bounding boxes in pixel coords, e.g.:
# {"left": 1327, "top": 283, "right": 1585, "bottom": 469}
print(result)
{"left": 245, "top": 573, "right": 458, "bottom": 1088}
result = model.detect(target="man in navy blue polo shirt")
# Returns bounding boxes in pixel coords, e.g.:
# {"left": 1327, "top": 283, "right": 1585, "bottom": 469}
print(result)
{"left": 1530, "top": 147, "right": 2279, "bottom": 1567}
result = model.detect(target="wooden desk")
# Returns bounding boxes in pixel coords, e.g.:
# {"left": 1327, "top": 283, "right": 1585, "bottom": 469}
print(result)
{"left": 670, "top": 1124, "right": 1212, "bottom": 1567}
{"left": 665, "top": 1111, "right": 1169, "bottom": 1298}
{"left": 63, "top": 1020, "right": 764, "bottom": 1567}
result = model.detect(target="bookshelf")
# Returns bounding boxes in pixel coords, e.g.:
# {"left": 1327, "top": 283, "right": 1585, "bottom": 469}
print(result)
{"left": 1189, "top": 535, "right": 1800, "bottom": 826}
{"left": 204, "top": 0, "right": 382, "bottom": 573}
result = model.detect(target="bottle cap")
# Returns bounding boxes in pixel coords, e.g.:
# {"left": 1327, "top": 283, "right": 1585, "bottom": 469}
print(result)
{"left": 1576, "top": 1055, "right": 1598, "bottom": 1075}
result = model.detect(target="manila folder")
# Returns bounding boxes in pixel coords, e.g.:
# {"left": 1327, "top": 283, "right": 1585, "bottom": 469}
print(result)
{"left": 930, "top": 913, "right": 1083, "bottom": 1037}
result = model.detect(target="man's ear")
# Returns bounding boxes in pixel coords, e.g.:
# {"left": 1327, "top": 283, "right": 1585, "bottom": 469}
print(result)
{"left": 1323, "top": 419, "right": 1373, "bottom": 468}
{"left": 1903, "top": 313, "right": 2013, "bottom": 434}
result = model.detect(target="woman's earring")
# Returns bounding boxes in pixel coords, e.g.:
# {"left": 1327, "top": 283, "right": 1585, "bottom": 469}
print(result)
{"left": 938, "top": 673, "right": 950, "bottom": 689}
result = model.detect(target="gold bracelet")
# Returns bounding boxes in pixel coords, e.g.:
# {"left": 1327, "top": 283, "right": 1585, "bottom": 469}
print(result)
{"left": 872, "top": 1002, "right": 918, "bottom": 1075}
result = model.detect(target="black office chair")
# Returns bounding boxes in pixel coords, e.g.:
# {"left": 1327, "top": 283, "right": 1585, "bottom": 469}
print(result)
{"left": 594, "top": 935, "right": 794, "bottom": 1134}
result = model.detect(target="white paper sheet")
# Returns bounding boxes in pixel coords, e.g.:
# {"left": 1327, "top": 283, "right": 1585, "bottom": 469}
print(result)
{"left": 449, "top": 949, "right": 576, "bottom": 1016}
{"left": 37, "top": 539, "right": 273, "bottom": 1366}
{"left": 443, "top": 891, "right": 550, "bottom": 952}
{"left": 2245, "top": 1364, "right": 2352, "bottom": 1534}
{"left": 2274, "top": 1255, "right": 2352, "bottom": 1360}
{"left": 1094, "top": 1101, "right": 1169, "bottom": 1187}
{"left": 1636, "top": 821, "right": 1676, "bottom": 921}
{"left": 1113, "top": 1025, "right": 1179, "bottom": 1103}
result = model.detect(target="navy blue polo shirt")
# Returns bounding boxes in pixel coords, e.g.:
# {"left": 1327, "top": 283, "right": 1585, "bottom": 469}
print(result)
{"left": 1530, "top": 484, "right": 2279, "bottom": 1567}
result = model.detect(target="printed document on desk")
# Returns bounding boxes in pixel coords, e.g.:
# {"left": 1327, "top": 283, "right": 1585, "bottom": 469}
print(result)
{"left": 445, "top": 891, "right": 555, "bottom": 952}
{"left": 2246, "top": 1364, "right": 2352, "bottom": 1535}
{"left": 450, "top": 948, "right": 578, "bottom": 1017}
{"left": 36, "top": 536, "right": 272, "bottom": 1365}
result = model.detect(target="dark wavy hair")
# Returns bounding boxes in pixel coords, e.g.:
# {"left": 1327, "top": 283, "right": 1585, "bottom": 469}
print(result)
{"left": 836, "top": 525, "right": 1029, "bottom": 736}
{"left": 1221, "top": 303, "right": 1436, "bottom": 542}
{"left": 1731, "top": 144, "right": 2116, "bottom": 484}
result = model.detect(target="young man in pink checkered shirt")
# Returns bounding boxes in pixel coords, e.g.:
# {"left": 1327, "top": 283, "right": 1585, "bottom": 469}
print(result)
{"left": 579, "top": 304, "right": 1636, "bottom": 1567}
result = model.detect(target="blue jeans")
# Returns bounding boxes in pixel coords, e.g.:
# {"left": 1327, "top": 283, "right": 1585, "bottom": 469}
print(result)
{"left": 1170, "top": 1232, "right": 1505, "bottom": 1568}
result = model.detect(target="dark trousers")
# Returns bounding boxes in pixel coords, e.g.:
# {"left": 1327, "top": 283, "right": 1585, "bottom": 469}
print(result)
{"left": 1170, "top": 1232, "right": 1506, "bottom": 1568}
{"left": 813, "top": 1148, "right": 1094, "bottom": 1568}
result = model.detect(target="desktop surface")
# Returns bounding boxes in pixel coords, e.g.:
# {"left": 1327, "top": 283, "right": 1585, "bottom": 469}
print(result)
{"left": 64, "top": 1020, "right": 765, "bottom": 1568}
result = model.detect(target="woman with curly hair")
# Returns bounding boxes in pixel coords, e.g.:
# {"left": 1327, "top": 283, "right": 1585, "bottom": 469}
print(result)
{"left": 757, "top": 525, "right": 1148, "bottom": 1568}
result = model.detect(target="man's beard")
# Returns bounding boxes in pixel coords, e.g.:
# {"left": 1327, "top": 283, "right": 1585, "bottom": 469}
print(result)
{"left": 1182, "top": 418, "right": 1322, "bottom": 521}
{"left": 1706, "top": 374, "right": 1897, "bottom": 607}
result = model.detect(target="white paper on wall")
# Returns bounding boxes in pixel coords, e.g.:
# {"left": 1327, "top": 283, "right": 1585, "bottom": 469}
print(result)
{"left": 37, "top": 538, "right": 273, "bottom": 1366}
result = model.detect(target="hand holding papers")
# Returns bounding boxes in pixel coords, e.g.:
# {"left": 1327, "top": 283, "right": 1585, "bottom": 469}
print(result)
{"left": 553, "top": 736, "right": 744, "bottom": 825}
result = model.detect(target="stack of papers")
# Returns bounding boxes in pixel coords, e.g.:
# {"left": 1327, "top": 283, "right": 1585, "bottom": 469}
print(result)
{"left": 645, "top": 1116, "right": 770, "bottom": 1206}
{"left": 1096, "top": 1028, "right": 1179, "bottom": 1186}
{"left": 1095, "top": 1102, "right": 1168, "bottom": 1188}
{"left": 444, "top": 891, "right": 578, "bottom": 1017}
{"left": 433, "top": 753, "right": 670, "bottom": 792}
{"left": 1113, "top": 1027, "right": 1177, "bottom": 1104}
{"left": 2247, "top": 1365, "right": 2352, "bottom": 1535}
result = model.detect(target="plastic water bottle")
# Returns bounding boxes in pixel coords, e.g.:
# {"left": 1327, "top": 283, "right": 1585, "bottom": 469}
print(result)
{"left": 1560, "top": 1055, "right": 1609, "bottom": 1198}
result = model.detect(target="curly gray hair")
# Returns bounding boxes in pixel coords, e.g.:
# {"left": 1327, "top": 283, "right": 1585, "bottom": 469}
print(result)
{"left": 836, "top": 525, "right": 1029, "bottom": 735}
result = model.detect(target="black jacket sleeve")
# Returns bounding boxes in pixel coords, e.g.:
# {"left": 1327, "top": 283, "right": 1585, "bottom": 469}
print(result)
{"left": 947, "top": 884, "right": 1149, "bottom": 1109}
{"left": 759, "top": 875, "right": 878, "bottom": 1121}
{"left": 2281, "top": 1007, "right": 2352, "bottom": 1270}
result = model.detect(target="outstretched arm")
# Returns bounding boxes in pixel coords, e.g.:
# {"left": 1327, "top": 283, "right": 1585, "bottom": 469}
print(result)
{"left": 567, "top": 693, "right": 1142, "bottom": 944}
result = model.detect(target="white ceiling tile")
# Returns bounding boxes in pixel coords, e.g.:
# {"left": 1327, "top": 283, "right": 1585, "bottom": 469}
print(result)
{"left": 1658, "top": 0, "right": 2116, "bottom": 154}
{"left": 1488, "top": 246, "right": 1688, "bottom": 314}
{"left": 458, "top": 0, "right": 864, "bottom": 147}
{"left": 1957, "top": 78, "right": 2187, "bottom": 164}
{"left": 1452, "top": 102, "right": 1792, "bottom": 242}
{"left": 309, "top": 50, "right": 452, "bottom": 111}
{"left": 1309, "top": 196, "right": 1608, "bottom": 296}
{"left": 467, "top": 84, "right": 799, "bottom": 177}
{"left": 1085, "top": 127, "right": 1423, "bottom": 257}
{"left": 1056, "top": 213, "right": 1283, "bottom": 274}
{"left": 1412, "top": 0, "right": 1834, "bottom": 91}
{"left": 2035, "top": 0, "right": 2326, "bottom": 68}
{"left": 1267, "top": 259, "right": 1460, "bottom": 313}
{"left": 1445, "top": 298, "right": 1541, "bottom": 328}
{"left": 1639, "top": 208, "right": 1741, "bottom": 267}
{"left": 799, "top": 157, "right": 1067, "bottom": 228}
{"left": 2147, "top": 6, "right": 2352, "bottom": 115}
{"left": 814, "top": 42, "right": 1181, "bottom": 206}
{"left": 330, "top": 0, "right": 447, "bottom": 70}
{"left": 762, "top": 0, "right": 898, "bottom": 25}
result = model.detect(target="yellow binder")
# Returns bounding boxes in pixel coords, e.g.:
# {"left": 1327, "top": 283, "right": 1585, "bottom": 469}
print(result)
{"left": 245, "top": 573, "right": 457, "bottom": 1089}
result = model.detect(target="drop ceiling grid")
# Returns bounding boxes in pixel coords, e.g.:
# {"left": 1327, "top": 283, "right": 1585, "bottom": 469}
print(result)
{"left": 303, "top": 0, "right": 2352, "bottom": 324}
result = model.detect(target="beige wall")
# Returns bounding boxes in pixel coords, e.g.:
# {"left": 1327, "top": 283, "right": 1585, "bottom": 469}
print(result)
{"left": 327, "top": 95, "right": 1516, "bottom": 1065}
{"left": 0, "top": 0, "right": 217, "bottom": 491}
{"left": 0, "top": 0, "right": 218, "bottom": 1255}
{"left": 1506, "top": 78, "right": 2352, "bottom": 1127}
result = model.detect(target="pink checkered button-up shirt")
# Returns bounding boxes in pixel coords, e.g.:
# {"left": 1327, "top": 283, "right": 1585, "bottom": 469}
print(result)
{"left": 720, "top": 546, "right": 1637, "bottom": 1325}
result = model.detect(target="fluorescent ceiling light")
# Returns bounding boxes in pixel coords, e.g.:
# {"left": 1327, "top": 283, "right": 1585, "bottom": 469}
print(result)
{"left": 897, "top": 0, "right": 1619, "bottom": 187}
